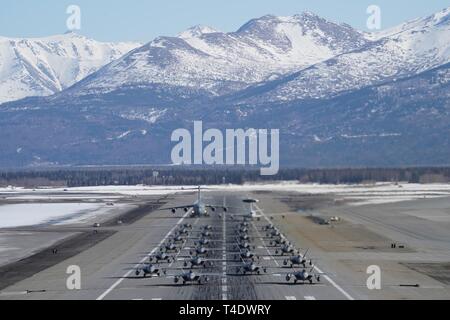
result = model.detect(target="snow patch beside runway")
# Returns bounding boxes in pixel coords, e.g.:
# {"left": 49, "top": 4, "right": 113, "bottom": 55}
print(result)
{"left": 0, "top": 203, "right": 130, "bottom": 228}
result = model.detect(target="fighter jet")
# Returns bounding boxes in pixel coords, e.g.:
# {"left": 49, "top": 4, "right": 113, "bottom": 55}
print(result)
{"left": 228, "top": 249, "right": 263, "bottom": 261}
{"left": 269, "top": 237, "right": 289, "bottom": 246}
{"left": 168, "top": 270, "right": 221, "bottom": 285}
{"left": 194, "top": 237, "right": 223, "bottom": 247}
{"left": 160, "top": 242, "right": 179, "bottom": 253}
{"left": 263, "top": 224, "right": 276, "bottom": 232}
{"left": 180, "top": 256, "right": 214, "bottom": 268}
{"left": 235, "top": 241, "right": 255, "bottom": 251}
{"left": 134, "top": 263, "right": 165, "bottom": 278}
{"left": 285, "top": 267, "right": 323, "bottom": 284}
{"left": 282, "top": 254, "right": 313, "bottom": 268}
{"left": 149, "top": 252, "right": 173, "bottom": 263}
{"left": 275, "top": 243, "right": 298, "bottom": 256}
{"left": 170, "top": 233, "right": 187, "bottom": 244}
{"left": 176, "top": 227, "right": 190, "bottom": 236}
{"left": 232, "top": 258, "right": 268, "bottom": 275}
{"left": 236, "top": 226, "right": 249, "bottom": 234}
{"left": 187, "top": 245, "right": 221, "bottom": 256}
{"left": 267, "top": 228, "right": 282, "bottom": 238}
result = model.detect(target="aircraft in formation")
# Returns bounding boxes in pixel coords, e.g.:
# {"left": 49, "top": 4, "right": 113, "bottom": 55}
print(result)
{"left": 129, "top": 196, "right": 325, "bottom": 286}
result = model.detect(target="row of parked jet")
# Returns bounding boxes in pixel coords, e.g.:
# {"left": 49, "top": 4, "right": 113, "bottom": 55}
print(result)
{"left": 131, "top": 198, "right": 326, "bottom": 285}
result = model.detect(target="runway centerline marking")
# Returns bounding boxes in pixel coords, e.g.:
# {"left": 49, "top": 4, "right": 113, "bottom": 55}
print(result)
{"left": 222, "top": 207, "right": 228, "bottom": 301}
{"left": 254, "top": 204, "right": 355, "bottom": 301}
{"left": 96, "top": 209, "right": 192, "bottom": 300}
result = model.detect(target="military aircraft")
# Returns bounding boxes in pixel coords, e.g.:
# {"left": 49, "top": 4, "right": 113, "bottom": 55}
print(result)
{"left": 160, "top": 242, "right": 179, "bottom": 253}
{"left": 174, "top": 271, "right": 207, "bottom": 285}
{"left": 263, "top": 224, "right": 276, "bottom": 231}
{"left": 228, "top": 249, "right": 267, "bottom": 261}
{"left": 176, "top": 227, "right": 190, "bottom": 236}
{"left": 161, "top": 186, "right": 227, "bottom": 217}
{"left": 164, "top": 270, "right": 221, "bottom": 285}
{"left": 232, "top": 258, "right": 268, "bottom": 275}
{"left": 187, "top": 245, "right": 221, "bottom": 256}
{"left": 285, "top": 267, "right": 323, "bottom": 284}
{"left": 195, "top": 237, "right": 224, "bottom": 247}
{"left": 267, "top": 228, "right": 282, "bottom": 238}
{"left": 170, "top": 233, "right": 187, "bottom": 244}
{"left": 275, "top": 243, "right": 298, "bottom": 256}
{"left": 181, "top": 223, "right": 193, "bottom": 229}
{"left": 268, "top": 237, "right": 289, "bottom": 246}
{"left": 236, "top": 226, "right": 249, "bottom": 234}
{"left": 235, "top": 240, "right": 256, "bottom": 251}
{"left": 134, "top": 263, "right": 165, "bottom": 278}
{"left": 282, "top": 253, "right": 313, "bottom": 268}
{"left": 149, "top": 252, "right": 173, "bottom": 263}
{"left": 182, "top": 256, "right": 215, "bottom": 268}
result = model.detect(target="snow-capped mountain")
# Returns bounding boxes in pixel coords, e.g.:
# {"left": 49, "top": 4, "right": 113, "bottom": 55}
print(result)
{"left": 235, "top": 7, "right": 450, "bottom": 104}
{"left": 178, "top": 25, "right": 220, "bottom": 39}
{"left": 0, "top": 8, "right": 449, "bottom": 168}
{"left": 0, "top": 32, "right": 140, "bottom": 104}
{"left": 62, "top": 12, "right": 368, "bottom": 98}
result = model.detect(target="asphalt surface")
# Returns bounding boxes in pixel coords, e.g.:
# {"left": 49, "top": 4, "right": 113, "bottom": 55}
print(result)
{"left": 1, "top": 191, "right": 449, "bottom": 300}
{"left": 0, "top": 192, "right": 354, "bottom": 300}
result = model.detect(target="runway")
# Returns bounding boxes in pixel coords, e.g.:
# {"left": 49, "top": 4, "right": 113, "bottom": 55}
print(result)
{"left": 1, "top": 190, "right": 449, "bottom": 300}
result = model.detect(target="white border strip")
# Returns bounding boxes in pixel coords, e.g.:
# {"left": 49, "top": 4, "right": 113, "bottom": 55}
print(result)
{"left": 96, "top": 210, "right": 191, "bottom": 300}
{"left": 254, "top": 204, "right": 355, "bottom": 301}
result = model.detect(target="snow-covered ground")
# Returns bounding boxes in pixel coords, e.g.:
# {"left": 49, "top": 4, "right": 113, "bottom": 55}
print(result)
{"left": 207, "top": 182, "right": 450, "bottom": 206}
{"left": 0, "top": 203, "right": 129, "bottom": 228}
{"left": 1, "top": 183, "right": 450, "bottom": 228}
{"left": 0, "top": 186, "right": 187, "bottom": 228}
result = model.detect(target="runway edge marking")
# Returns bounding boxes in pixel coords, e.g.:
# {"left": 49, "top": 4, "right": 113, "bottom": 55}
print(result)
{"left": 254, "top": 204, "right": 355, "bottom": 301}
{"left": 96, "top": 209, "right": 192, "bottom": 300}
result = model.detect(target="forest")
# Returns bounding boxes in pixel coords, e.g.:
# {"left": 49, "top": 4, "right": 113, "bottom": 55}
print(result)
{"left": 0, "top": 166, "right": 449, "bottom": 188}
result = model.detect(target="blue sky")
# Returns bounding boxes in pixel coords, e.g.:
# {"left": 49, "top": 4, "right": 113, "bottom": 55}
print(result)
{"left": 1, "top": 1, "right": 449, "bottom": 42}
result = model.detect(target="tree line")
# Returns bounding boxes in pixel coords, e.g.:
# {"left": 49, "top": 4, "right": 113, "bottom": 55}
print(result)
{"left": 0, "top": 167, "right": 449, "bottom": 188}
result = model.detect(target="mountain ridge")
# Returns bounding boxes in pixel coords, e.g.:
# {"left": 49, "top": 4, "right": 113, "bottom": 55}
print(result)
{"left": 0, "top": 8, "right": 449, "bottom": 168}
{"left": 0, "top": 32, "right": 141, "bottom": 104}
